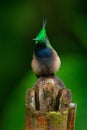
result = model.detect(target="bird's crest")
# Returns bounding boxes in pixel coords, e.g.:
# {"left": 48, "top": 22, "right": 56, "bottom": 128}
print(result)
{"left": 34, "top": 21, "right": 47, "bottom": 44}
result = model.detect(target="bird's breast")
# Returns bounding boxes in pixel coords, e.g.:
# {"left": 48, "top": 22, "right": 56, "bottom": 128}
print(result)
{"left": 31, "top": 49, "right": 61, "bottom": 76}
{"left": 35, "top": 48, "right": 52, "bottom": 58}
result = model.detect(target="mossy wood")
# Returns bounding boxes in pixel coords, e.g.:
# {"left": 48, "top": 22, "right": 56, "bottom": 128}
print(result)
{"left": 25, "top": 76, "right": 77, "bottom": 130}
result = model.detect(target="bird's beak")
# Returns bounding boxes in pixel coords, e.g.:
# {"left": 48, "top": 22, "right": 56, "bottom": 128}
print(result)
{"left": 33, "top": 38, "right": 39, "bottom": 44}
{"left": 33, "top": 38, "right": 37, "bottom": 41}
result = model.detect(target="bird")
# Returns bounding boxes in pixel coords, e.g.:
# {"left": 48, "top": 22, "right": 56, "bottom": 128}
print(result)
{"left": 31, "top": 22, "right": 61, "bottom": 77}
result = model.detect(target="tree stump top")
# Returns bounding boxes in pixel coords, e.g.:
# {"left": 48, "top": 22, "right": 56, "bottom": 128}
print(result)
{"left": 25, "top": 75, "right": 76, "bottom": 130}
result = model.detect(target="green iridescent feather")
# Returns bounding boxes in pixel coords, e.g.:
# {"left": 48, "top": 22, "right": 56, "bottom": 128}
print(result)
{"left": 34, "top": 22, "right": 47, "bottom": 44}
{"left": 34, "top": 22, "right": 53, "bottom": 49}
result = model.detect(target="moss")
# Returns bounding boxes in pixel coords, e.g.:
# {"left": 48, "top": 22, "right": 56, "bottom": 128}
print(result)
{"left": 46, "top": 110, "right": 68, "bottom": 127}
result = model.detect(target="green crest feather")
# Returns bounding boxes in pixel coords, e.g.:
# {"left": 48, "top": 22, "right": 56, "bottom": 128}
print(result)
{"left": 34, "top": 21, "right": 47, "bottom": 44}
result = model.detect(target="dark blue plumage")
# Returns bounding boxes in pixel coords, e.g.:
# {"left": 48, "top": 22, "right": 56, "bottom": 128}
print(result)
{"left": 35, "top": 44, "right": 52, "bottom": 58}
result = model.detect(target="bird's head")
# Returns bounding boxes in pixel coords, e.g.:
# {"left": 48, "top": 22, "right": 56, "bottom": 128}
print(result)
{"left": 33, "top": 23, "right": 53, "bottom": 58}
{"left": 34, "top": 21, "right": 46, "bottom": 44}
{"left": 33, "top": 22, "right": 52, "bottom": 49}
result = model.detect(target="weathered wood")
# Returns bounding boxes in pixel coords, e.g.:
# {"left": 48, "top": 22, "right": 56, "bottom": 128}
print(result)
{"left": 25, "top": 76, "right": 76, "bottom": 130}
{"left": 67, "top": 103, "right": 77, "bottom": 130}
{"left": 26, "top": 108, "right": 68, "bottom": 130}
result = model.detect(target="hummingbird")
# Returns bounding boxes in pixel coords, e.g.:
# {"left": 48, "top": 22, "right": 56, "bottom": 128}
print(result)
{"left": 31, "top": 23, "right": 61, "bottom": 77}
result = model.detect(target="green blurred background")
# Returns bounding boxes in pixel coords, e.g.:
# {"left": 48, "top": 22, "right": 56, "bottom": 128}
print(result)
{"left": 0, "top": 0, "right": 87, "bottom": 130}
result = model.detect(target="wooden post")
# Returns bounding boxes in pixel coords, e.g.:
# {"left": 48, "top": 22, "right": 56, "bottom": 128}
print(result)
{"left": 25, "top": 76, "right": 77, "bottom": 130}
